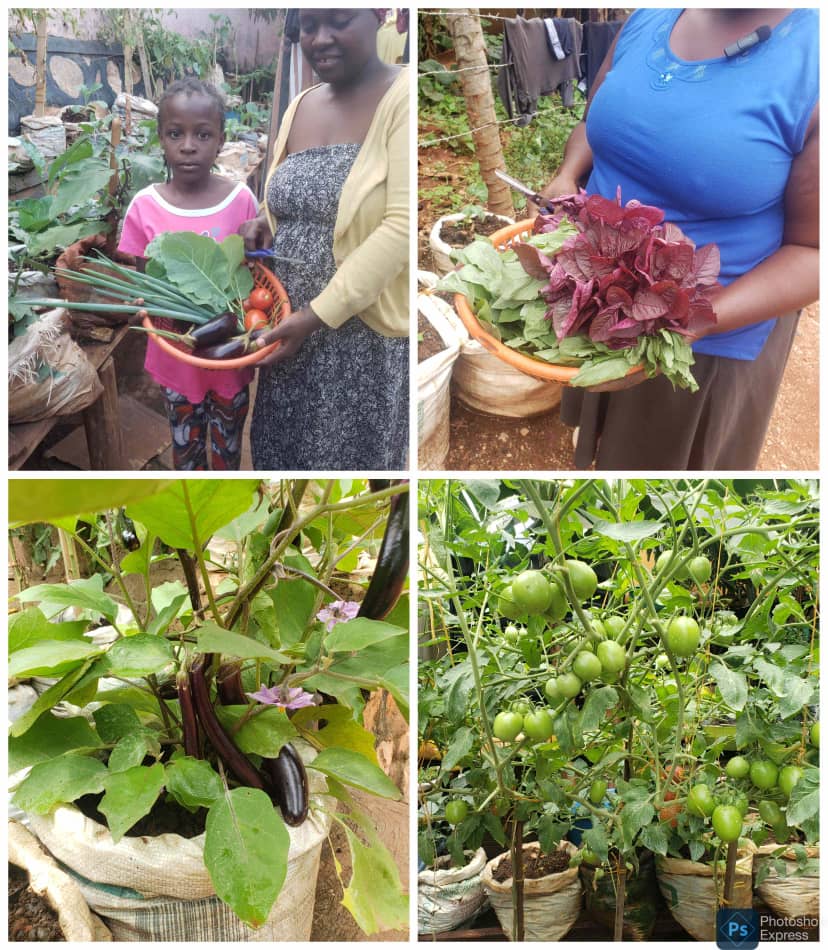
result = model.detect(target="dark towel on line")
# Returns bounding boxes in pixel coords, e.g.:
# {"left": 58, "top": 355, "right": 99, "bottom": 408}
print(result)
{"left": 582, "top": 19, "right": 625, "bottom": 94}
{"left": 498, "top": 15, "right": 583, "bottom": 121}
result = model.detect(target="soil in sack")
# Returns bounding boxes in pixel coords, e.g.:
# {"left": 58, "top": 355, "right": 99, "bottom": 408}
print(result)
{"left": 440, "top": 214, "right": 511, "bottom": 246}
{"left": 492, "top": 848, "right": 570, "bottom": 882}
{"left": 76, "top": 793, "right": 206, "bottom": 838}
{"left": 418, "top": 312, "right": 448, "bottom": 363}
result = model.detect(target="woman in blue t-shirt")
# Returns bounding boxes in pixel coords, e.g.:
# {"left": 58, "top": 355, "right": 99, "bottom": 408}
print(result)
{"left": 540, "top": 8, "right": 818, "bottom": 470}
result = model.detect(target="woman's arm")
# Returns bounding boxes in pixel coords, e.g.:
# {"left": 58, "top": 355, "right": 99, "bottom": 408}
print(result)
{"left": 704, "top": 105, "right": 819, "bottom": 335}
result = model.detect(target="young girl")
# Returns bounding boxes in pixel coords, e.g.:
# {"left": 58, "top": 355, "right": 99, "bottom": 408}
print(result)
{"left": 118, "top": 79, "right": 258, "bottom": 470}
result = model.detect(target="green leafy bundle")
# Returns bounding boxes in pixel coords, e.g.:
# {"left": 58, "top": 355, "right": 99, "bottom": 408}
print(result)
{"left": 438, "top": 234, "right": 700, "bottom": 391}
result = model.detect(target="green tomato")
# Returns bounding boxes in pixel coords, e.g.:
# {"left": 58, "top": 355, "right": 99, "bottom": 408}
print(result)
{"left": 445, "top": 800, "right": 468, "bottom": 824}
{"left": 544, "top": 677, "right": 561, "bottom": 703}
{"left": 596, "top": 640, "right": 626, "bottom": 674}
{"left": 725, "top": 756, "right": 751, "bottom": 780}
{"left": 712, "top": 805, "right": 743, "bottom": 843}
{"left": 654, "top": 653, "right": 670, "bottom": 670}
{"left": 564, "top": 559, "right": 598, "bottom": 601}
{"left": 687, "top": 784, "right": 716, "bottom": 817}
{"left": 546, "top": 580, "right": 568, "bottom": 621}
{"left": 810, "top": 722, "right": 820, "bottom": 748}
{"left": 503, "top": 623, "right": 521, "bottom": 643}
{"left": 750, "top": 759, "right": 779, "bottom": 791}
{"left": 493, "top": 710, "right": 523, "bottom": 742}
{"left": 581, "top": 849, "right": 601, "bottom": 867}
{"left": 522, "top": 708, "right": 554, "bottom": 741}
{"left": 665, "top": 616, "right": 701, "bottom": 657}
{"left": 778, "top": 765, "right": 803, "bottom": 799}
{"left": 688, "top": 555, "right": 712, "bottom": 585}
{"left": 511, "top": 570, "right": 553, "bottom": 615}
{"left": 656, "top": 550, "right": 690, "bottom": 580}
{"left": 573, "top": 650, "right": 603, "bottom": 682}
{"left": 589, "top": 780, "right": 608, "bottom": 805}
{"left": 603, "top": 616, "right": 625, "bottom": 639}
{"left": 557, "top": 672, "right": 583, "bottom": 699}
{"left": 757, "top": 800, "right": 784, "bottom": 827}
{"left": 499, "top": 584, "right": 525, "bottom": 620}
{"left": 511, "top": 699, "right": 532, "bottom": 716}
{"left": 588, "top": 618, "right": 607, "bottom": 641}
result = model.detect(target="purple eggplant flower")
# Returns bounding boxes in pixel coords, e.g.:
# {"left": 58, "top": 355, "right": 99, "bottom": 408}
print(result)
{"left": 316, "top": 599, "right": 360, "bottom": 632}
{"left": 247, "top": 685, "right": 316, "bottom": 710}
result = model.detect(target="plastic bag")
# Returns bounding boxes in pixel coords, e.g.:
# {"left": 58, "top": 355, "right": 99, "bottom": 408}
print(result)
{"left": 9, "top": 310, "right": 103, "bottom": 423}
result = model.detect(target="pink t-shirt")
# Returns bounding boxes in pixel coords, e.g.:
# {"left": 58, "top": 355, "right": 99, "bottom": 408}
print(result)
{"left": 118, "top": 181, "right": 259, "bottom": 403}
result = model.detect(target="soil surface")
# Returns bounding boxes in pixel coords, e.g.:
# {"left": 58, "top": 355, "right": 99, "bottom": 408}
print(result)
{"left": 9, "top": 865, "right": 65, "bottom": 942}
{"left": 418, "top": 311, "right": 446, "bottom": 364}
{"left": 492, "top": 848, "right": 571, "bottom": 882}
{"left": 439, "top": 213, "right": 510, "bottom": 246}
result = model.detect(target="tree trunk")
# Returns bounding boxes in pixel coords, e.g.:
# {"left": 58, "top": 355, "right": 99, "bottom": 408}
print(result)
{"left": 445, "top": 9, "right": 514, "bottom": 216}
{"left": 34, "top": 15, "right": 48, "bottom": 118}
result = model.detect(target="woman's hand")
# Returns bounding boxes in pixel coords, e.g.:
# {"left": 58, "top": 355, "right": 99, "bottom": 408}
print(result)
{"left": 239, "top": 214, "right": 273, "bottom": 251}
{"left": 255, "top": 306, "right": 325, "bottom": 367}
{"left": 528, "top": 174, "right": 582, "bottom": 217}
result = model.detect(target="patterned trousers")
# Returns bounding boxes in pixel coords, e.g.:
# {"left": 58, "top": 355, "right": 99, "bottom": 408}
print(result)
{"left": 162, "top": 387, "right": 249, "bottom": 471}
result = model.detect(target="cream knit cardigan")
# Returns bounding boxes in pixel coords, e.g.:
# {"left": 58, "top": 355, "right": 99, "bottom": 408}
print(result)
{"left": 263, "top": 67, "right": 409, "bottom": 337}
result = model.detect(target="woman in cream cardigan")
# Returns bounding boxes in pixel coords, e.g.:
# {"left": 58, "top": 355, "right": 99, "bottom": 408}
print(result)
{"left": 241, "top": 9, "right": 408, "bottom": 470}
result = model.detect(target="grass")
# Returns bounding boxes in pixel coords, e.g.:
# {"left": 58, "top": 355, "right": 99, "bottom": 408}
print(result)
{"left": 419, "top": 73, "right": 584, "bottom": 218}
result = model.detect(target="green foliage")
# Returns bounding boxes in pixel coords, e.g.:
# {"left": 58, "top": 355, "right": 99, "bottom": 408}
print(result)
{"left": 8, "top": 479, "right": 410, "bottom": 932}
{"left": 418, "top": 479, "right": 819, "bottom": 876}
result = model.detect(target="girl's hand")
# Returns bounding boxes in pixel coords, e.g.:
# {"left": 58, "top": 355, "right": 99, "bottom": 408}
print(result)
{"left": 255, "top": 306, "right": 325, "bottom": 367}
{"left": 239, "top": 214, "right": 273, "bottom": 251}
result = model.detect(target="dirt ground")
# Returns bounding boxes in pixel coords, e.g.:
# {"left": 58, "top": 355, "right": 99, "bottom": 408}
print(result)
{"left": 419, "top": 222, "right": 820, "bottom": 472}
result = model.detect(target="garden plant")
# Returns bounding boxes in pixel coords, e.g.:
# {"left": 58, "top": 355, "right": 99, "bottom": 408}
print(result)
{"left": 418, "top": 478, "right": 819, "bottom": 941}
{"left": 9, "top": 478, "right": 409, "bottom": 935}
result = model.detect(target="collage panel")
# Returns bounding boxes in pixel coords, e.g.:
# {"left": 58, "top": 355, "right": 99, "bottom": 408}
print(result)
{"left": 10, "top": 8, "right": 410, "bottom": 472}
{"left": 417, "top": 478, "right": 819, "bottom": 941}
{"left": 417, "top": 8, "right": 818, "bottom": 472}
{"left": 9, "top": 477, "right": 410, "bottom": 940}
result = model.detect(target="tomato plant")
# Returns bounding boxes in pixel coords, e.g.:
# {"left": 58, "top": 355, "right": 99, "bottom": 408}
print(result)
{"left": 417, "top": 478, "right": 819, "bottom": 931}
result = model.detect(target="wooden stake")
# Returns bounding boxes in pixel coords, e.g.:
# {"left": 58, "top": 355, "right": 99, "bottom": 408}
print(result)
{"left": 34, "top": 15, "right": 48, "bottom": 118}
{"left": 722, "top": 840, "right": 738, "bottom": 906}
{"left": 445, "top": 9, "right": 514, "bottom": 216}
{"left": 508, "top": 819, "right": 525, "bottom": 942}
{"left": 613, "top": 857, "right": 626, "bottom": 941}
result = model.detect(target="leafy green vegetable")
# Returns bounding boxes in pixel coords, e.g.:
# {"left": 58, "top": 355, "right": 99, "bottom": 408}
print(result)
{"left": 438, "top": 231, "right": 700, "bottom": 391}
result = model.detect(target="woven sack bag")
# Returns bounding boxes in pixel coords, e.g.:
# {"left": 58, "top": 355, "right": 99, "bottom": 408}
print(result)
{"left": 417, "top": 847, "right": 488, "bottom": 934}
{"left": 481, "top": 841, "right": 582, "bottom": 941}
{"left": 656, "top": 843, "right": 756, "bottom": 942}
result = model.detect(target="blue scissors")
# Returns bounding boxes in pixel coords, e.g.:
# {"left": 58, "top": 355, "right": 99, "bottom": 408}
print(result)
{"left": 245, "top": 248, "right": 303, "bottom": 265}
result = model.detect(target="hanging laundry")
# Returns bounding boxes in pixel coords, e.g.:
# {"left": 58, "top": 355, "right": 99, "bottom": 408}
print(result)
{"left": 498, "top": 15, "right": 583, "bottom": 124}
{"left": 582, "top": 19, "right": 625, "bottom": 94}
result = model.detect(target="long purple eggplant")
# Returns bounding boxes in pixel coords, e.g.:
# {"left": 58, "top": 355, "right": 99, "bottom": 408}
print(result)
{"left": 262, "top": 744, "right": 309, "bottom": 826}
{"left": 357, "top": 482, "right": 409, "bottom": 621}
{"left": 177, "top": 668, "right": 201, "bottom": 758}
{"left": 188, "top": 654, "right": 265, "bottom": 790}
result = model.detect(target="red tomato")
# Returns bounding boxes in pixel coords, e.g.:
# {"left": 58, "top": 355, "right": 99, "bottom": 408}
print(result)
{"left": 244, "top": 308, "right": 269, "bottom": 331}
{"left": 248, "top": 287, "right": 274, "bottom": 311}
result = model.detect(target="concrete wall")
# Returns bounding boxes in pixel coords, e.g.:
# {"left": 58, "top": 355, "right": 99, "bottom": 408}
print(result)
{"left": 8, "top": 8, "right": 282, "bottom": 132}
{"left": 32, "top": 8, "right": 281, "bottom": 72}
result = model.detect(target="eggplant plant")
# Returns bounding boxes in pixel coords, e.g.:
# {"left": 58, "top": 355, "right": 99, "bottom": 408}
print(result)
{"left": 8, "top": 478, "right": 410, "bottom": 932}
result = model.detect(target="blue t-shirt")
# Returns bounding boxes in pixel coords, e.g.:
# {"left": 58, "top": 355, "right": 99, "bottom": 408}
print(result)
{"left": 585, "top": 8, "right": 818, "bottom": 359}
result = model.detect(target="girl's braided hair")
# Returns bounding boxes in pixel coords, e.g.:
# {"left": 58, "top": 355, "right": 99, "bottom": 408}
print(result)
{"left": 157, "top": 78, "right": 226, "bottom": 133}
